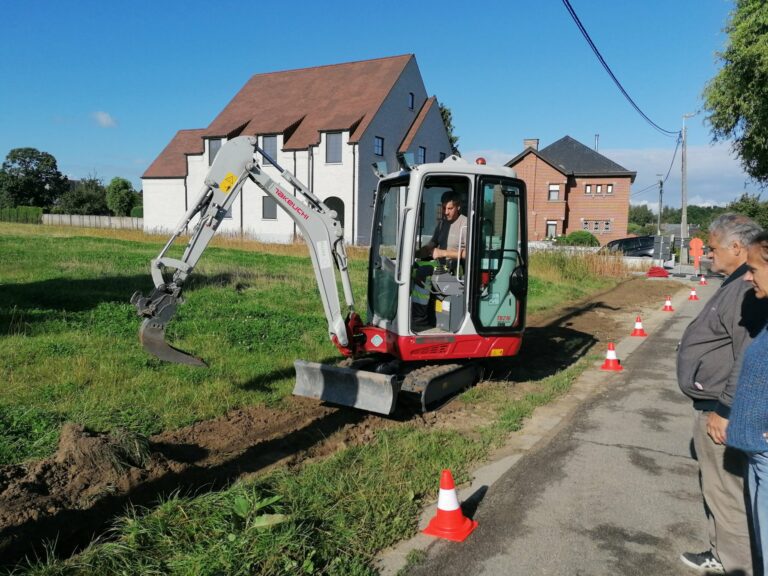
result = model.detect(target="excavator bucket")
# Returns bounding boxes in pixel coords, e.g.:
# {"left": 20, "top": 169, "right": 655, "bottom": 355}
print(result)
{"left": 293, "top": 360, "right": 400, "bottom": 415}
{"left": 138, "top": 318, "right": 207, "bottom": 367}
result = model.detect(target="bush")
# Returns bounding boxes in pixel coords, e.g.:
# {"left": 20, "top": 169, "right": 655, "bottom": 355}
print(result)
{"left": 130, "top": 206, "right": 143, "bottom": 218}
{"left": 556, "top": 230, "right": 599, "bottom": 247}
{"left": 0, "top": 205, "right": 43, "bottom": 224}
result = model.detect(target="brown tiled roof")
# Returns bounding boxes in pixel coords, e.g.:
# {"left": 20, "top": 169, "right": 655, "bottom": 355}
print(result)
{"left": 208, "top": 54, "right": 413, "bottom": 148}
{"left": 144, "top": 55, "right": 415, "bottom": 179}
{"left": 143, "top": 128, "right": 205, "bottom": 179}
{"left": 399, "top": 96, "right": 436, "bottom": 153}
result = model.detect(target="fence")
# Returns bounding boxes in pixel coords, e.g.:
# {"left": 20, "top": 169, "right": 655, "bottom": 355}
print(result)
{"left": 42, "top": 214, "right": 144, "bottom": 230}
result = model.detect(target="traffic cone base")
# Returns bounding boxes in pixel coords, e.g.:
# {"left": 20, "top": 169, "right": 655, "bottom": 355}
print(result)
{"left": 630, "top": 315, "right": 648, "bottom": 337}
{"left": 600, "top": 342, "right": 623, "bottom": 371}
{"left": 662, "top": 296, "right": 674, "bottom": 312}
{"left": 423, "top": 469, "right": 478, "bottom": 542}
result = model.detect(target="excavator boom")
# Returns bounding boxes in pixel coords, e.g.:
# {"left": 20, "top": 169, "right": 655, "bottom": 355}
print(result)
{"left": 132, "top": 136, "right": 358, "bottom": 367}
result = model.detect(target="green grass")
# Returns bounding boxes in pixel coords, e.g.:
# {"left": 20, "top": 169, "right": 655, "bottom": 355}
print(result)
{"left": 0, "top": 224, "right": 368, "bottom": 464}
{"left": 13, "top": 357, "right": 595, "bottom": 576}
{"left": 0, "top": 223, "right": 626, "bottom": 574}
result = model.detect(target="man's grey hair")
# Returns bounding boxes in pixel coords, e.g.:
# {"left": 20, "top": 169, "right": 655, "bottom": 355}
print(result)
{"left": 708, "top": 213, "right": 762, "bottom": 246}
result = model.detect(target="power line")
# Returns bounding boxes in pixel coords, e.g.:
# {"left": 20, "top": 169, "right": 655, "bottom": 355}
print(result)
{"left": 630, "top": 133, "right": 682, "bottom": 198}
{"left": 561, "top": 0, "right": 681, "bottom": 138}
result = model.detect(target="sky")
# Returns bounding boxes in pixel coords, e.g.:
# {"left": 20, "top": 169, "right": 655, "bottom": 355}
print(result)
{"left": 0, "top": 0, "right": 757, "bottom": 211}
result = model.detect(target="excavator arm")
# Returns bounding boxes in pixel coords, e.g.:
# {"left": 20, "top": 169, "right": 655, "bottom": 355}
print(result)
{"left": 131, "top": 135, "right": 359, "bottom": 366}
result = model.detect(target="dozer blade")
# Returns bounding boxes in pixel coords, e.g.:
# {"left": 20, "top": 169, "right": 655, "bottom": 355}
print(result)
{"left": 293, "top": 359, "right": 400, "bottom": 415}
{"left": 138, "top": 318, "right": 207, "bottom": 367}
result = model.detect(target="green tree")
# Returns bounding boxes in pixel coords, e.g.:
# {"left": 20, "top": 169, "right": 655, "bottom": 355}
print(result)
{"left": 56, "top": 176, "right": 109, "bottom": 215}
{"left": 703, "top": 0, "right": 768, "bottom": 185}
{"left": 726, "top": 193, "right": 768, "bottom": 228}
{"left": 439, "top": 103, "right": 460, "bottom": 155}
{"left": 105, "top": 177, "right": 137, "bottom": 216}
{"left": 0, "top": 148, "right": 69, "bottom": 209}
{"left": 628, "top": 204, "right": 655, "bottom": 226}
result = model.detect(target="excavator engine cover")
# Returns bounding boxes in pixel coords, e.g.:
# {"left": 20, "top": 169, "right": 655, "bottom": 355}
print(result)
{"left": 293, "top": 360, "right": 400, "bottom": 415}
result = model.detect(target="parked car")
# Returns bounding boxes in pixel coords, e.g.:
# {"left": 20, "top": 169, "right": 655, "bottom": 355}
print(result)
{"left": 601, "top": 236, "right": 655, "bottom": 257}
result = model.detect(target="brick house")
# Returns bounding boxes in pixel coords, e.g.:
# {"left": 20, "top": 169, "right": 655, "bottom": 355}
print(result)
{"left": 142, "top": 54, "right": 452, "bottom": 244}
{"left": 506, "top": 136, "right": 636, "bottom": 244}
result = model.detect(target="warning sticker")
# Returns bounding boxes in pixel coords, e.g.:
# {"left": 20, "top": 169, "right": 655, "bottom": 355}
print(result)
{"left": 220, "top": 172, "right": 237, "bottom": 194}
{"left": 316, "top": 240, "right": 333, "bottom": 270}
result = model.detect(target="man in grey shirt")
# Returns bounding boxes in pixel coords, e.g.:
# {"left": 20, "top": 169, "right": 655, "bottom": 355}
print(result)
{"left": 678, "top": 214, "right": 768, "bottom": 575}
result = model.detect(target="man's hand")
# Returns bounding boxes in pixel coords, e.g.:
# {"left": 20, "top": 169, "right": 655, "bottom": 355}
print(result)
{"left": 707, "top": 412, "right": 729, "bottom": 445}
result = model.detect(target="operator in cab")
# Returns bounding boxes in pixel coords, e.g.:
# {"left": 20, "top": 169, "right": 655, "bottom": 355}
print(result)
{"left": 412, "top": 191, "right": 467, "bottom": 332}
{"left": 417, "top": 191, "right": 467, "bottom": 264}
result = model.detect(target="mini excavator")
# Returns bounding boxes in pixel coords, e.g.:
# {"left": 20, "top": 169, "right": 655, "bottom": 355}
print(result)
{"left": 132, "top": 135, "right": 528, "bottom": 414}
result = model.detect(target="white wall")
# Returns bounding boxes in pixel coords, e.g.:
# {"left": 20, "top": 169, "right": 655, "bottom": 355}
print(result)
{"left": 142, "top": 178, "right": 185, "bottom": 233}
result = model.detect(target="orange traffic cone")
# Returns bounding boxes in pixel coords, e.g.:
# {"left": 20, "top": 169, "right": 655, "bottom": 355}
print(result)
{"left": 600, "top": 342, "right": 624, "bottom": 371}
{"left": 423, "top": 469, "right": 478, "bottom": 542}
{"left": 699, "top": 275, "right": 708, "bottom": 286}
{"left": 662, "top": 295, "right": 674, "bottom": 312}
{"left": 630, "top": 316, "right": 648, "bottom": 337}
{"left": 688, "top": 287, "right": 700, "bottom": 301}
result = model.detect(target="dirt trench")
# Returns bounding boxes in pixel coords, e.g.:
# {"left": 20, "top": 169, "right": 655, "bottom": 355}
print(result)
{"left": 0, "top": 277, "right": 683, "bottom": 566}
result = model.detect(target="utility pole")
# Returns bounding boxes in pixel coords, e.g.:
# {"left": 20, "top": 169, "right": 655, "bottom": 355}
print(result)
{"left": 656, "top": 174, "right": 663, "bottom": 236}
{"left": 681, "top": 112, "right": 696, "bottom": 266}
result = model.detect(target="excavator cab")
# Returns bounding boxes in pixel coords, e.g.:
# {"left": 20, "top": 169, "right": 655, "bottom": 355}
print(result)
{"left": 368, "top": 157, "right": 528, "bottom": 355}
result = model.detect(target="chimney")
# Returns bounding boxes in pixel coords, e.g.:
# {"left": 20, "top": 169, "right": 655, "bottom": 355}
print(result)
{"left": 524, "top": 138, "right": 539, "bottom": 151}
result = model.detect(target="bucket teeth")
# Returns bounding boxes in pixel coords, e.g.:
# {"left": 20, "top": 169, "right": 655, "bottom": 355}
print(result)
{"left": 138, "top": 318, "right": 207, "bottom": 367}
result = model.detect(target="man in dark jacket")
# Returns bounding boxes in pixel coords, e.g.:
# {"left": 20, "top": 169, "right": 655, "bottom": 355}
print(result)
{"left": 678, "top": 213, "right": 768, "bottom": 575}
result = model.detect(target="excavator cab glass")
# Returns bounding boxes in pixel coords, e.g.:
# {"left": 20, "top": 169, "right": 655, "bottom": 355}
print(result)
{"left": 472, "top": 178, "right": 526, "bottom": 332}
{"left": 369, "top": 177, "right": 408, "bottom": 324}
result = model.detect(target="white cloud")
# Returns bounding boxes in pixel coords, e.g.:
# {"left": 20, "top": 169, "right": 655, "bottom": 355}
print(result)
{"left": 605, "top": 142, "right": 756, "bottom": 207}
{"left": 92, "top": 111, "right": 117, "bottom": 128}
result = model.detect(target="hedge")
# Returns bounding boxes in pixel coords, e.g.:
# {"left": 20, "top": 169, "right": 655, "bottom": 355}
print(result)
{"left": 0, "top": 206, "right": 43, "bottom": 224}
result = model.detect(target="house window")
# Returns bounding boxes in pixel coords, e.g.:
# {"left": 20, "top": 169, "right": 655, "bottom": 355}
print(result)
{"left": 439, "top": 152, "right": 446, "bottom": 162}
{"left": 263, "top": 196, "right": 277, "bottom": 220}
{"left": 262, "top": 135, "right": 277, "bottom": 165}
{"left": 209, "top": 139, "right": 222, "bottom": 166}
{"left": 582, "top": 220, "right": 590, "bottom": 231}
{"left": 417, "top": 146, "right": 426, "bottom": 164}
{"left": 585, "top": 184, "right": 592, "bottom": 195}
{"left": 595, "top": 184, "right": 602, "bottom": 195}
{"left": 408, "top": 92, "right": 415, "bottom": 110}
{"left": 548, "top": 184, "right": 559, "bottom": 201}
{"left": 546, "top": 221, "right": 557, "bottom": 238}
{"left": 593, "top": 221, "right": 599, "bottom": 231}
{"left": 606, "top": 184, "right": 614, "bottom": 195}
{"left": 326, "top": 132, "right": 342, "bottom": 164}
{"left": 374, "top": 136, "right": 384, "bottom": 156}
{"left": 604, "top": 220, "right": 611, "bottom": 232}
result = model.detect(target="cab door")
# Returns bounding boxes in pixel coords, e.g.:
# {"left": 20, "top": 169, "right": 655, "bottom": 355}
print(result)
{"left": 471, "top": 176, "right": 527, "bottom": 333}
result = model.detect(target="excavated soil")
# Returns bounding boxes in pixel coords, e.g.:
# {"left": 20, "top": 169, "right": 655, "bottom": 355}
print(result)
{"left": 0, "top": 276, "right": 685, "bottom": 565}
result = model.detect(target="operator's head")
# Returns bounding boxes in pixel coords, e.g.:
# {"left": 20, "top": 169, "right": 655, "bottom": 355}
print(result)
{"left": 441, "top": 191, "right": 462, "bottom": 223}
{"left": 707, "top": 213, "right": 762, "bottom": 275}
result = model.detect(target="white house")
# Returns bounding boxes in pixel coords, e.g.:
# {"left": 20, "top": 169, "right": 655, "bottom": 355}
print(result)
{"left": 142, "top": 54, "right": 452, "bottom": 245}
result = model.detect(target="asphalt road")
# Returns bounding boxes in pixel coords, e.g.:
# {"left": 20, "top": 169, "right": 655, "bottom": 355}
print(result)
{"left": 403, "top": 281, "right": 717, "bottom": 575}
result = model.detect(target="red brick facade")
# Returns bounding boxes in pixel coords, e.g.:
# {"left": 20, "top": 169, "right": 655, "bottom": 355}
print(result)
{"left": 509, "top": 152, "right": 631, "bottom": 245}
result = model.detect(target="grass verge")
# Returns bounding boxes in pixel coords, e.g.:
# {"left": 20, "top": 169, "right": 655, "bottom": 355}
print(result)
{"left": 14, "top": 357, "right": 594, "bottom": 575}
